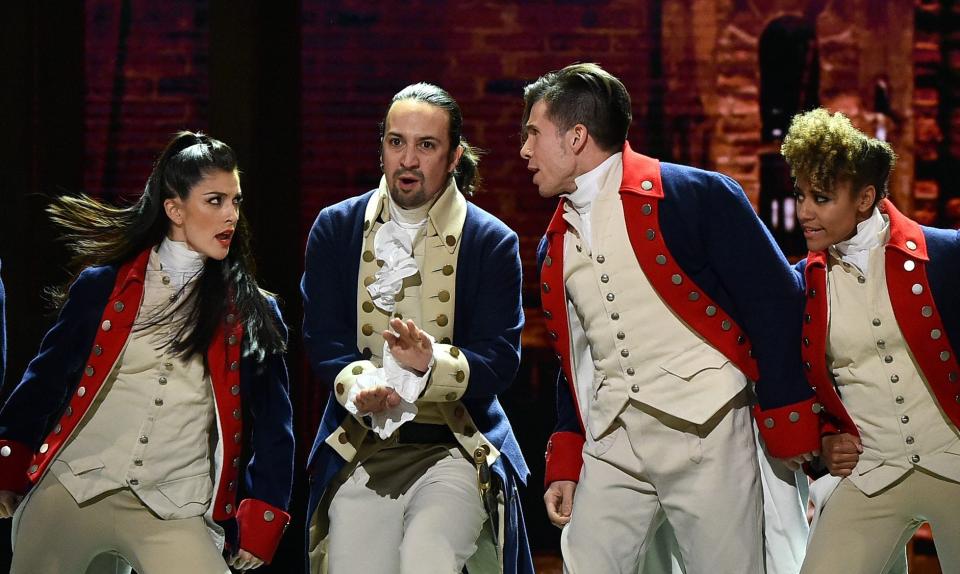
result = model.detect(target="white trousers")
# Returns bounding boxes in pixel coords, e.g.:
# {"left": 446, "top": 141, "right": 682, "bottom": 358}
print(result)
{"left": 325, "top": 444, "right": 486, "bottom": 574}
{"left": 562, "top": 395, "right": 764, "bottom": 574}
{"left": 11, "top": 473, "right": 227, "bottom": 574}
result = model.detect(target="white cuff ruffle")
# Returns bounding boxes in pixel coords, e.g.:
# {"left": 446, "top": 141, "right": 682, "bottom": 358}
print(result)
{"left": 344, "top": 334, "right": 435, "bottom": 439}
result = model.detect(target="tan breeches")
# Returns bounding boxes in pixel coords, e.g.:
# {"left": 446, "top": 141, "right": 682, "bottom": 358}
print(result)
{"left": 561, "top": 394, "right": 764, "bottom": 574}
{"left": 801, "top": 470, "right": 960, "bottom": 574}
{"left": 11, "top": 473, "right": 228, "bottom": 574}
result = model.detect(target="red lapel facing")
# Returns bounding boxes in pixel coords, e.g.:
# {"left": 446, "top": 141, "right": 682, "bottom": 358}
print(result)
{"left": 540, "top": 202, "right": 582, "bottom": 431}
{"left": 880, "top": 199, "right": 960, "bottom": 427}
{"left": 28, "top": 248, "right": 151, "bottom": 483}
{"left": 618, "top": 145, "right": 759, "bottom": 380}
{"left": 207, "top": 301, "right": 246, "bottom": 520}
{"left": 800, "top": 198, "right": 960, "bottom": 436}
{"left": 800, "top": 255, "right": 857, "bottom": 436}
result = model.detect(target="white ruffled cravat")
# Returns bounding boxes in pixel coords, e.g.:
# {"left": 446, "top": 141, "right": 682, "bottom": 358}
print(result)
{"left": 351, "top": 186, "right": 438, "bottom": 438}
{"left": 365, "top": 188, "right": 432, "bottom": 312}
{"left": 830, "top": 208, "right": 887, "bottom": 275}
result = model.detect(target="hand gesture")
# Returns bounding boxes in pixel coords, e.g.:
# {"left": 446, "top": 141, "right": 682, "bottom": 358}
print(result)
{"left": 227, "top": 549, "right": 264, "bottom": 571}
{"left": 820, "top": 433, "right": 862, "bottom": 477}
{"left": 353, "top": 386, "right": 402, "bottom": 414}
{"left": 544, "top": 480, "right": 577, "bottom": 528}
{"left": 383, "top": 318, "right": 432, "bottom": 373}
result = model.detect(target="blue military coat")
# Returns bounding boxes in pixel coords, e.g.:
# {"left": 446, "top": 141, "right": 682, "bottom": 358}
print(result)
{"left": 302, "top": 189, "right": 534, "bottom": 574}
{"left": 0, "top": 250, "right": 295, "bottom": 561}
{"left": 537, "top": 144, "right": 820, "bottom": 484}
{"left": 797, "top": 198, "right": 960, "bottom": 438}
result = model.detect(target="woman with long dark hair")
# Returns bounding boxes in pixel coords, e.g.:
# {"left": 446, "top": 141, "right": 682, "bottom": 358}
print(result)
{"left": 0, "top": 131, "right": 294, "bottom": 573}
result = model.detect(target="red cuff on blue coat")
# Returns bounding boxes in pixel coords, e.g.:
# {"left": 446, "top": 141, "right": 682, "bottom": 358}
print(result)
{"left": 544, "top": 431, "right": 585, "bottom": 488}
{"left": 753, "top": 397, "right": 822, "bottom": 458}
{"left": 0, "top": 439, "right": 34, "bottom": 494}
{"left": 236, "top": 498, "right": 291, "bottom": 563}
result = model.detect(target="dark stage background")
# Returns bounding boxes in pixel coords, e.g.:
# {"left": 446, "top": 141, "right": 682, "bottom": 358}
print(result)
{"left": 1, "top": 1, "right": 957, "bottom": 573}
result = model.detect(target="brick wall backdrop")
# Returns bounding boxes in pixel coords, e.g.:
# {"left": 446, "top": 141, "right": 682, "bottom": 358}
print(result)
{"left": 4, "top": 0, "right": 957, "bottom": 568}
{"left": 914, "top": 0, "right": 960, "bottom": 228}
{"left": 301, "top": 0, "right": 663, "bottom": 301}
{"left": 84, "top": 0, "right": 209, "bottom": 200}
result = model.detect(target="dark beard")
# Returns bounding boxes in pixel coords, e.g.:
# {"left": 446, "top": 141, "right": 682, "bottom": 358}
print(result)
{"left": 389, "top": 168, "right": 430, "bottom": 209}
{"left": 389, "top": 185, "right": 429, "bottom": 209}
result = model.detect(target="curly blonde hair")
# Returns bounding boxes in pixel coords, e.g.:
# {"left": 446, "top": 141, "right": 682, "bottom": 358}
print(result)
{"left": 781, "top": 108, "right": 896, "bottom": 203}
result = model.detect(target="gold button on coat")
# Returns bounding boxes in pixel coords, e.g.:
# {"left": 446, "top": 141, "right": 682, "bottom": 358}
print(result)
{"left": 436, "top": 314, "right": 448, "bottom": 327}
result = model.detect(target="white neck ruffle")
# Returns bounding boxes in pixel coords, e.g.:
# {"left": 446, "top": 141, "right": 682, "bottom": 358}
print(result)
{"left": 365, "top": 186, "right": 428, "bottom": 312}
{"left": 157, "top": 238, "right": 205, "bottom": 290}
{"left": 830, "top": 207, "right": 887, "bottom": 274}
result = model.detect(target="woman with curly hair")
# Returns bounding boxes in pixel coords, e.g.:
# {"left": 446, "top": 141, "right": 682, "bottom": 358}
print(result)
{"left": 0, "top": 132, "right": 294, "bottom": 573}
{"left": 784, "top": 108, "right": 960, "bottom": 572}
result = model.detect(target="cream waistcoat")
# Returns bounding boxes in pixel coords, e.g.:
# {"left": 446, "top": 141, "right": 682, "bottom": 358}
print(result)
{"left": 325, "top": 180, "right": 499, "bottom": 467}
{"left": 827, "top": 238, "right": 960, "bottom": 495}
{"left": 53, "top": 250, "right": 215, "bottom": 519}
{"left": 563, "top": 157, "right": 748, "bottom": 439}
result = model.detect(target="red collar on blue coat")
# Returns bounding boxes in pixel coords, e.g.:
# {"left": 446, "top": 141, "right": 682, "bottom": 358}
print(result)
{"left": 801, "top": 198, "right": 960, "bottom": 437}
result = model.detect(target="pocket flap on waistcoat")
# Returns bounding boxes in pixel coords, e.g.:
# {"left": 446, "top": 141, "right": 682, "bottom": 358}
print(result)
{"left": 659, "top": 346, "right": 730, "bottom": 381}
{"left": 854, "top": 457, "right": 885, "bottom": 475}
{"left": 156, "top": 473, "right": 213, "bottom": 508}
{"left": 64, "top": 454, "right": 106, "bottom": 475}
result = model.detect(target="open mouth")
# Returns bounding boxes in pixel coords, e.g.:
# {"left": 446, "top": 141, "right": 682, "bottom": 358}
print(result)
{"left": 216, "top": 229, "right": 234, "bottom": 245}
{"left": 397, "top": 174, "right": 420, "bottom": 189}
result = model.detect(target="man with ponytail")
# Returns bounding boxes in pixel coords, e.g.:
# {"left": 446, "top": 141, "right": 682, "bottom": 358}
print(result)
{"left": 0, "top": 132, "right": 294, "bottom": 573}
{"left": 303, "top": 83, "right": 533, "bottom": 574}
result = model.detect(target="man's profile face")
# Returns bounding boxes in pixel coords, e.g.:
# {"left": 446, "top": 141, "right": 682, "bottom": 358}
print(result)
{"left": 381, "top": 99, "right": 462, "bottom": 209}
{"left": 520, "top": 99, "right": 578, "bottom": 198}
